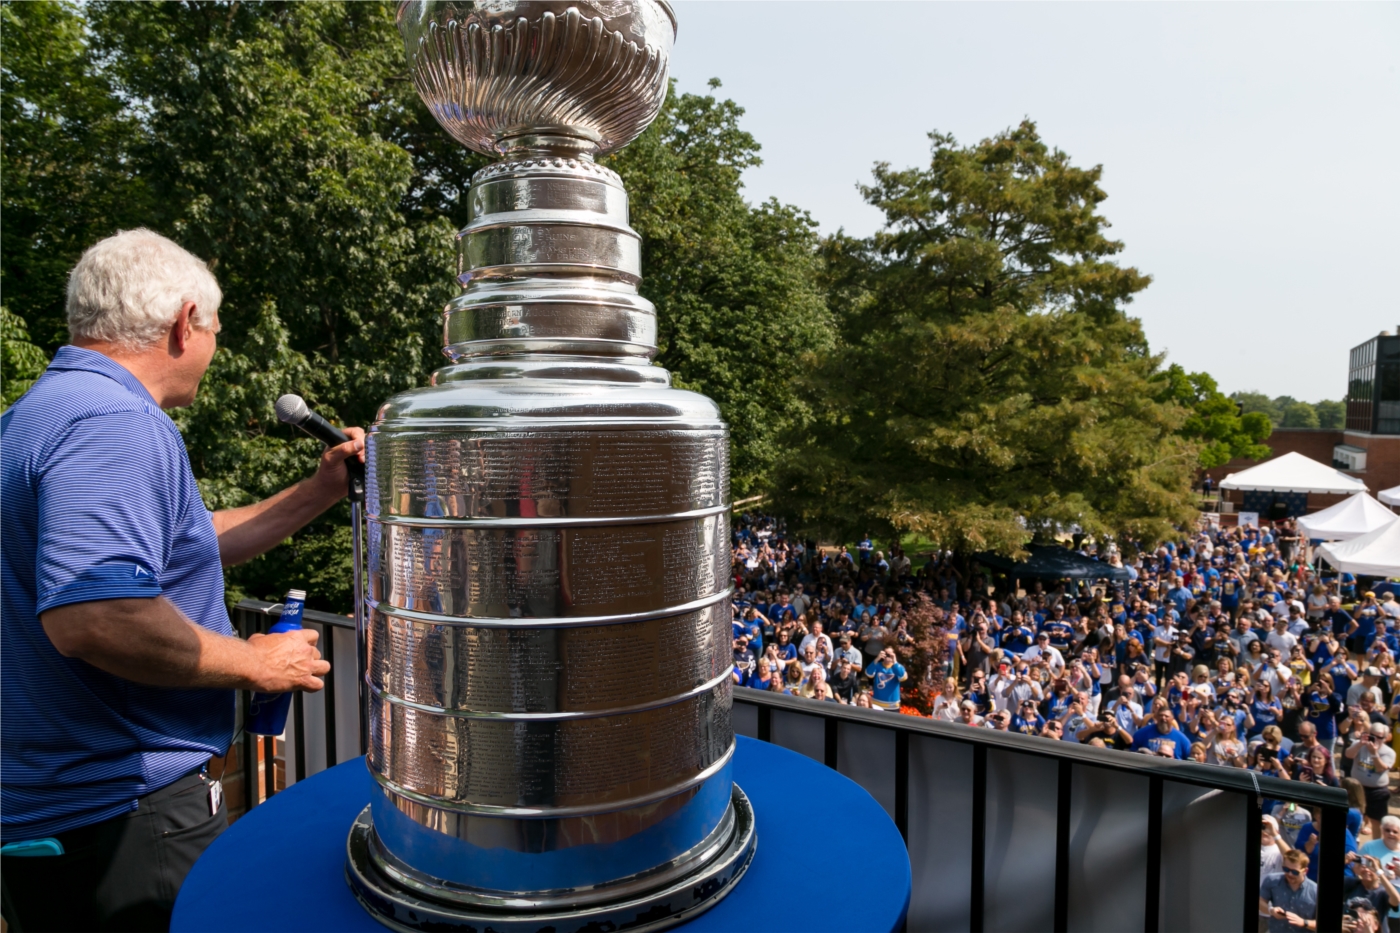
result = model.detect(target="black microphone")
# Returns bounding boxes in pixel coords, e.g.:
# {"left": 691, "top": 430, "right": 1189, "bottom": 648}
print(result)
{"left": 275, "top": 394, "right": 365, "bottom": 502}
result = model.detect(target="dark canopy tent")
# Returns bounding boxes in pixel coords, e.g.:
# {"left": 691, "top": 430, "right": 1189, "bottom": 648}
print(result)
{"left": 974, "top": 545, "right": 1132, "bottom": 582}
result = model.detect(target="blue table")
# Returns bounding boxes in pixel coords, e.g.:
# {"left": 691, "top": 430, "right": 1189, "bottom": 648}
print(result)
{"left": 173, "top": 735, "right": 910, "bottom": 933}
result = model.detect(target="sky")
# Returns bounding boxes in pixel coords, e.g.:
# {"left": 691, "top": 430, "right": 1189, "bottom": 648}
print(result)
{"left": 667, "top": 1, "right": 1400, "bottom": 403}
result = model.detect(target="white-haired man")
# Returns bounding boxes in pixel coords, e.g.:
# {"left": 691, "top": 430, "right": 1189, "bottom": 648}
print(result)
{"left": 1, "top": 229, "right": 364, "bottom": 931}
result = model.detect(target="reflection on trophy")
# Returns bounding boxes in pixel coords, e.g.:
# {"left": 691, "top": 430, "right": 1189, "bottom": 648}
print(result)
{"left": 344, "top": 2, "right": 755, "bottom": 930}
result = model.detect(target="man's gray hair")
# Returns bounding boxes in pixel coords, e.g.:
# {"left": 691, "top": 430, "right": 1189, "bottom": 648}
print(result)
{"left": 1383, "top": 815, "right": 1400, "bottom": 832}
{"left": 66, "top": 229, "right": 221, "bottom": 349}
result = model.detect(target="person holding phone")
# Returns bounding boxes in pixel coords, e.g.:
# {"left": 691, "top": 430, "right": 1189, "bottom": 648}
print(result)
{"left": 1259, "top": 849, "right": 1318, "bottom": 931}
{"left": 1348, "top": 723, "right": 1397, "bottom": 841}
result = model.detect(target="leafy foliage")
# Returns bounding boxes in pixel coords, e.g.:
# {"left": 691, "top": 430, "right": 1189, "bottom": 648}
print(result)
{"left": 0, "top": 0, "right": 151, "bottom": 350}
{"left": 1, "top": 5, "right": 829, "bottom": 605}
{"left": 607, "top": 80, "right": 833, "bottom": 495}
{"left": 1, "top": 307, "right": 50, "bottom": 407}
{"left": 1231, "top": 391, "right": 1345, "bottom": 431}
{"left": 772, "top": 122, "right": 1199, "bottom": 556}
{"left": 1158, "top": 365, "right": 1272, "bottom": 468}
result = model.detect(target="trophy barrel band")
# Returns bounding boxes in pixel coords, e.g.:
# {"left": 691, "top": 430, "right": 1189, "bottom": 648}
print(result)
{"left": 367, "top": 667, "right": 734, "bottom": 722}
{"left": 366, "top": 587, "right": 730, "bottom": 629}
{"left": 369, "top": 740, "right": 734, "bottom": 820}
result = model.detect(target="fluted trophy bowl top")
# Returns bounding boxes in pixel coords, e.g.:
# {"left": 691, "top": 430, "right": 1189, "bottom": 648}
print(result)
{"left": 397, "top": 0, "right": 676, "bottom": 157}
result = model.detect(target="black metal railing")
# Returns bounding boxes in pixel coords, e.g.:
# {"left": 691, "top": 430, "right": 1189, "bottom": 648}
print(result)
{"left": 732, "top": 687, "right": 1348, "bottom": 933}
{"left": 229, "top": 600, "right": 1347, "bottom": 932}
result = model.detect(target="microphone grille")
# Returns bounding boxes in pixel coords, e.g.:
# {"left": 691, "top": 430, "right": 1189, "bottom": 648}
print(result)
{"left": 274, "top": 394, "right": 310, "bottom": 425}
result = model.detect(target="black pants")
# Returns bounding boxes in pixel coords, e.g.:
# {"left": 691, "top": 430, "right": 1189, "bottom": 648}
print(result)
{"left": 1, "top": 770, "right": 227, "bottom": 932}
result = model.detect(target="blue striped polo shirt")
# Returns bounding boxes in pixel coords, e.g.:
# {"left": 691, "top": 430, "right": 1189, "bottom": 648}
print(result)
{"left": 1, "top": 346, "right": 235, "bottom": 838}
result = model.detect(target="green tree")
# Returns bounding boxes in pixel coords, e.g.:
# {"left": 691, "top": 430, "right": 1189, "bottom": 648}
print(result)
{"left": 772, "top": 122, "right": 1198, "bottom": 556}
{"left": 1, "top": 306, "right": 50, "bottom": 407}
{"left": 1232, "top": 391, "right": 1281, "bottom": 425}
{"left": 1315, "top": 399, "right": 1345, "bottom": 429}
{"left": 1158, "top": 364, "right": 1272, "bottom": 468}
{"left": 0, "top": 0, "right": 152, "bottom": 351}
{"left": 606, "top": 80, "right": 832, "bottom": 495}
{"left": 1281, "top": 401, "right": 1321, "bottom": 429}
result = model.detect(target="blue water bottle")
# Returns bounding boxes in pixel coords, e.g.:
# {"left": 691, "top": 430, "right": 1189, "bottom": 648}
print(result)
{"left": 246, "top": 589, "right": 307, "bottom": 736}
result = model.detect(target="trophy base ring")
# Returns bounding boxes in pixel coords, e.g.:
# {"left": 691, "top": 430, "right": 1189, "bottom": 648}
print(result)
{"left": 345, "top": 783, "right": 756, "bottom": 933}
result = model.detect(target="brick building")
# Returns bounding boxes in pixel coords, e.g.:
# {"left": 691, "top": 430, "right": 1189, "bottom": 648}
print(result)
{"left": 1204, "top": 331, "right": 1400, "bottom": 514}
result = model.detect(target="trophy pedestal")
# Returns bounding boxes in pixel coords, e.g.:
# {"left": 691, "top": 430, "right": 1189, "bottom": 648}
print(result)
{"left": 345, "top": 783, "right": 755, "bottom": 933}
{"left": 170, "top": 739, "right": 911, "bottom": 933}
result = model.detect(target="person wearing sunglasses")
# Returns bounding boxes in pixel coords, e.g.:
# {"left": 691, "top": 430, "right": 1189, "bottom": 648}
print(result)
{"left": 1259, "top": 849, "right": 1317, "bottom": 932}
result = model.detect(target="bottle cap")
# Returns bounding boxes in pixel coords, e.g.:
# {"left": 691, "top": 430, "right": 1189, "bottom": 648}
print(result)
{"left": 287, "top": 589, "right": 307, "bottom": 600}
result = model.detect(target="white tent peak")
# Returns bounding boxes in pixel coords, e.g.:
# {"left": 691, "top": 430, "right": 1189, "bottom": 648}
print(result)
{"left": 1316, "top": 520, "right": 1400, "bottom": 577}
{"left": 1220, "top": 451, "right": 1368, "bottom": 495}
{"left": 1380, "top": 486, "right": 1400, "bottom": 507}
{"left": 1297, "top": 492, "right": 1398, "bottom": 542}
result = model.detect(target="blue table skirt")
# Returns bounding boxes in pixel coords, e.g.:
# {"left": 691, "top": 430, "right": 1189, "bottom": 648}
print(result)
{"left": 173, "top": 735, "right": 910, "bottom": 933}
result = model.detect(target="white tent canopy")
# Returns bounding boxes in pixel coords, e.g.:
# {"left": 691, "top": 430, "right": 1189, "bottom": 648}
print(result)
{"left": 1316, "top": 520, "right": 1400, "bottom": 577}
{"left": 1219, "top": 451, "right": 1368, "bottom": 495}
{"left": 1297, "top": 493, "right": 1399, "bottom": 541}
{"left": 1380, "top": 486, "right": 1400, "bottom": 507}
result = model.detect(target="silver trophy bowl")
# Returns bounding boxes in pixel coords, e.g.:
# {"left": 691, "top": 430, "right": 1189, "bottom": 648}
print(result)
{"left": 396, "top": 0, "right": 676, "bottom": 157}
{"left": 347, "top": 4, "right": 753, "bottom": 932}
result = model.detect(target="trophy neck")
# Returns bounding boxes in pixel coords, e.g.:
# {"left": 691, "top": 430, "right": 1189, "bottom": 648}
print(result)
{"left": 432, "top": 155, "right": 666, "bottom": 388}
{"left": 497, "top": 131, "right": 600, "bottom": 161}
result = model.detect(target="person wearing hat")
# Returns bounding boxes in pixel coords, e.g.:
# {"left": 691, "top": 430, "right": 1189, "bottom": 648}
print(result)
{"left": 1023, "top": 631, "right": 1065, "bottom": 675}
{"left": 1380, "top": 592, "right": 1400, "bottom": 624}
{"left": 1348, "top": 667, "right": 1386, "bottom": 710}
{"left": 1347, "top": 721, "right": 1398, "bottom": 841}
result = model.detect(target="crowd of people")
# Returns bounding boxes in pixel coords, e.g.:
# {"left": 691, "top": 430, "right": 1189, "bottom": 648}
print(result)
{"left": 730, "top": 513, "right": 1400, "bottom": 931}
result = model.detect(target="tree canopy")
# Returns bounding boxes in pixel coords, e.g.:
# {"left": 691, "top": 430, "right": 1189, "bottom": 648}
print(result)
{"left": 1158, "top": 365, "right": 1272, "bottom": 468}
{"left": 0, "top": 1, "right": 829, "bottom": 607}
{"left": 772, "top": 122, "right": 1200, "bottom": 555}
{"left": 1232, "top": 391, "right": 1344, "bottom": 430}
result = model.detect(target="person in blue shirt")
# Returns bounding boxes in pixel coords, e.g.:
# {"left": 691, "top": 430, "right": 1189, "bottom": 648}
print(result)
{"left": 1304, "top": 674, "right": 1342, "bottom": 743}
{"left": 1010, "top": 699, "right": 1046, "bottom": 736}
{"left": 1040, "top": 609, "right": 1074, "bottom": 652}
{"left": 1350, "top": 592, "right": 1382, "bottom": 654}
{"left": 1001, "top": 613, "right": 1035, "bottom": 656}
{"left": 1248, "top": 682, "right": 1285, "bottom": 738}
{"left": 1167, "top": 578, "right": 1192, "bottom": 616}
{"left": 1130, "top": 706, "right": 1195, "bottom": 759}
{"left": 1, "top": 231, "right": 357, "bottom": 932}
{"left": 865, "top": 648, "right": 908, "bottom": 710}
{"left": 1325, "top": 596, "right": 1355, "bottom": 640}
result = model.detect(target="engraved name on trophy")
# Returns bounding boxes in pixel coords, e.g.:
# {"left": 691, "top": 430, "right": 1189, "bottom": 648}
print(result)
{"left": 343, "top": 3, "right": 755, "bottom": 930}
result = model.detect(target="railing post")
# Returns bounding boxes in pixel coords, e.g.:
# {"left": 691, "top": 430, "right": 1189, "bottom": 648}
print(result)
{"left": 1145, "top": 775, "right": 1162, "bottom": 933}
{"left": 1243, "top": 795, "right": 1261, "bottom": 933}
{"left": 757, "top": 703, "right": 771, "bottom": 743}
{"left": 236, "top": 605, "right": 258, "bottom": 815}
{"left": 894, "top": 730, "right": 909, "bottom": 844}
{"left": 1054, "top": 758, "right": 1072, "bottom": 933}
{"left": 823, "top": 717, "right": 838, "bottom": 769}
{"left": 263, "top": 735, "right": 276, "bottom": 799}
{"left": 292, "top": 690, "right": 306, "bottom": 783}
{"left": 1316, "top": 803, "right": 1347, "bottom": 933}
{"left": 970, "top": 743, "right": 986, "bottom": 933}
{"left": 323, "top": 623, "right": 337, "bottom": 768}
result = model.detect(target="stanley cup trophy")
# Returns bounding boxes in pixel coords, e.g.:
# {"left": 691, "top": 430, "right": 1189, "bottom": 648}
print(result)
{"left": 343, "top": 2, "right": 755, "bottom": 930}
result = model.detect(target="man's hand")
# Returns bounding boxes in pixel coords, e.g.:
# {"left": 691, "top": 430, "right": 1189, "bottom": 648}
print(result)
{"left": 308, "top": 428, "right": 367, "bottom": 504}
{"left": 247, "top": 628, "right": 330, "bottom": 692}
{"left": 212, "top": 425, "right": 366, "bottom": 566}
